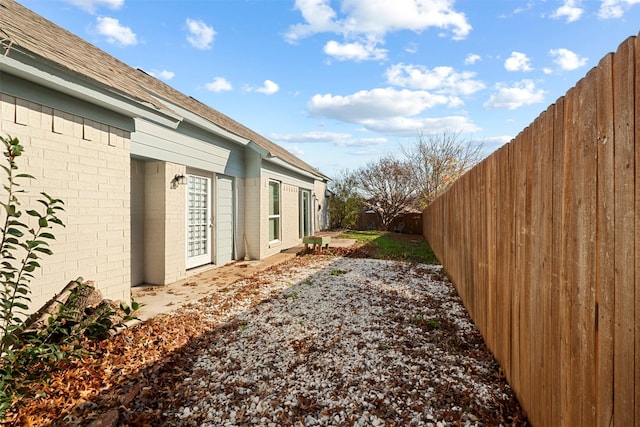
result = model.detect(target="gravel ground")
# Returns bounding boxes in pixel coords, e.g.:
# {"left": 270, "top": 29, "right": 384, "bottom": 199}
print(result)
{"left": 141, "top": 256, "right": 526, "bottom": 426}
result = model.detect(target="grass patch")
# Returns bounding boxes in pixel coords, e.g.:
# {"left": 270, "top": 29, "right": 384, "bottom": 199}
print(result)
{"left": 338, "top": 230, "right": 439, "bottom": 264}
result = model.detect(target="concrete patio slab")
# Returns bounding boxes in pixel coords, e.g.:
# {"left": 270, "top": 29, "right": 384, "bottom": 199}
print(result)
{"left": 131, "top": 234, "right": 356, "bottom": 322}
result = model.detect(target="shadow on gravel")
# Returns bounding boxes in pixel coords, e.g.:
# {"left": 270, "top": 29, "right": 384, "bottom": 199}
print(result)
{"left": 11, "top": 254, "right": 528, "bottom": 426}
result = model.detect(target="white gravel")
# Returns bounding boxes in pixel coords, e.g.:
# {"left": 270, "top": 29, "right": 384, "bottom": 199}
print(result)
{"left": 157, "top": 256, "right": 520, "bottom": 426}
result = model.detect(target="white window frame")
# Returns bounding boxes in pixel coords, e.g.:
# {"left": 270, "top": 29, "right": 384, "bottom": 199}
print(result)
{"left": 268, "top": 180, "right": 281, "bottom": 243}
{"left": 299, "top": 189, "right": 311, "bottom": 238}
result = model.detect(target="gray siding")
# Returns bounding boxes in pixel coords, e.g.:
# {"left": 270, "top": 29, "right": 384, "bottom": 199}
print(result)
{"left": 131, "top": 118, "right": 245, "bottom": 177}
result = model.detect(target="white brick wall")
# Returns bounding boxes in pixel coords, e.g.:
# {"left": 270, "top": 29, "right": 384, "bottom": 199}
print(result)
{"left": 314, "top": 180, "right": 329, "bottom": 231}
{"left": 142, "top": 161, "right": 186, "bottom": 285}
{"left": 163, "top": 162, "right": 186, "bottom": 282}
{"left": 234, "top": 177, "right": 247, "bottom": 261}
{"left": 243, "top": 177, "right": 261, "bottom": 259}
{"left": 281, "top": 182, "right": 300, "bottom": 245}
{"left": 0, "top": 93, "right": 131, "bottom": 311}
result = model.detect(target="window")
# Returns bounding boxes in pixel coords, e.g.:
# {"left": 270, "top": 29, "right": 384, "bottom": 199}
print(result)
{"left": 268, "top": 180, "right": 280, "bottom": 242}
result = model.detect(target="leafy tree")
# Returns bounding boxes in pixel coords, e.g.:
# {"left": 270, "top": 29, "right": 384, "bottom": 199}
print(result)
{"left": 403, "top": 130, "right": 483, "bottom": 208}
{"left": 355, "top": 155, "right": 416, "bottom": 231}
{"left": 328, "top": 169, "right": 361, "bottom": 230}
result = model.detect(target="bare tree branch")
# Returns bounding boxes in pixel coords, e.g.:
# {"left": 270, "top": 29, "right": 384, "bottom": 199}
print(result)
{"left": 355, "top": 155, "right": 416, "bottom": 231}
{"left": 403, "top": 130, "right": 483, "bottom": 208}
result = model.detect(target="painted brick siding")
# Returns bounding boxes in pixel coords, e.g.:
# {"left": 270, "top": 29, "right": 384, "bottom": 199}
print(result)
{"left": 243, "top": 177, "right": 262, "bottom": 260}
{"left": 130, "top": 160, "right": 145, "bottom": 285}
{"left": 314, "top": 180, "right": 329, "bottom": 231}
{"left": 163, "top": 162, "right": 186, "bottom": 282}
{"left": 142, "top": 161, "right": 186, "bottom": 285}
{"left": 281, "top": 182, "right": 301, "bottom": 246}
{"left": 0, "top": 93, "right": 131, "bottom": 311}
{"left": 234, "top": 177, "right": 247, "bottom": 261}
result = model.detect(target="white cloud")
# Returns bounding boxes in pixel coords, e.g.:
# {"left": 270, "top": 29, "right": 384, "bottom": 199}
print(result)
{"left": 95, "top": 17, "right": 137, "bottom": 46}
{"left": 186, "top": 19, "right": 216, "bottom": 50}
{"left": 483, "top": 80, "right": 546, "bottom": 110}
{"left": 504, "top": 51, "right": 533, "bottom": 72}
{"left": 362, "top": 115, "right": 480, "bottom": 136}
{"left": 205, "top": 77, "right": 233, "bottom": 92}
{"left": 323, "top": 40, "right": 387, "bottom": 61}
{"left": 285, "top": 0, "right": 471, "bottom": 44}
{"left": 599, "top": 0, "right": 640, "bottom": 18}
{"left": 405, "top": 42, "right": 418, "bottom": 54}
{"left": 549, "top": 48, "right": 588, "bottom": 70}
{"left": 308, "top": 88, "right": 452, "bottom": 123}
{"left": 385, "top": 63, "right": 485, "bottom": 96}
{"left": 551, "top": 0, "right": 584, "bottom": 22}
{"left": 64, "top": 0, "right": 123, "bottom": 14}
{"left": 287, "top": 145, "right": 305, "bottom": 157}
{"left": 246, "top": 80, "right": 280, "bottom": 95}
{"left": 465, "top": 53, "right": 481, "bottom": 65}
{"left": 285, "top": 0, "right": 341, "bottom": 43}
{"left": 149, "top": 70, "right": 175, "bottom": 81}
{"left": 480, "top": 135, "right": 513, "bottom": 155}
{"left": 512, "top": 2, "right": 534, "bottom": 14}
{"left": 271, "top": 131, "right": 387, "bottom": 147}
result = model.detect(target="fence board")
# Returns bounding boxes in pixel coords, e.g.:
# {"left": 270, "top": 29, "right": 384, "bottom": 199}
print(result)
{"left": 562, "top": 85, "right": 578, "bottom": 426}
{"left": 528, "top": 114, "right": 542, "bottom": 426}
{"left": 595, "top": 51, "right": 615, "bottom": 427}
{"left": 494, "top": 144, "right": 512, "bottom": 375}
{"left": 512, "top": 129, "right": 524, "bottom": 404}
{"left": 521, "top": 124, "right": 533, "bottom": 417}
{"left": 478, "top": 163, "right": 487, "bottom": 337}
{"left": 577, "top": 68, "right": 598, "bottom": 425}
{"left": 634, "top": 34, "right": 640, "bottom": 427}
{"left": 613, "top": 35, "right": 636, "bottom": 427}
{"left": 551, "top": 96, "right": 565, "bottom": 426}
{"left": 534, "top": 106, "right": 554, "bottom": 427}
{"left": 486, "top": 155, "right": 497, "bottom": 355}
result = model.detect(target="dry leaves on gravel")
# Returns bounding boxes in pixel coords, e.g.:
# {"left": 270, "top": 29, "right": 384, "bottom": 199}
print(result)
{"left": 5, "top": 255, "right": 527, "bottom": 426}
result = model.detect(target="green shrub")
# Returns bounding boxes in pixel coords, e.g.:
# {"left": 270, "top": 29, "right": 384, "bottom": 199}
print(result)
{"left": 0, "top": 135, "right": 142, "bottom": 416}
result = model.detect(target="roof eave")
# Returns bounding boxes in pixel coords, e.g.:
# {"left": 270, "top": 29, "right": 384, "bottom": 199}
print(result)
{"left": 264, "top": 156, "right": 327, "bottom": 181}
{"left": 146, "top": 93, "right": 251, "bottom": 147}
{"left": 0, "top": 48, "right": 183, "bottom": 129}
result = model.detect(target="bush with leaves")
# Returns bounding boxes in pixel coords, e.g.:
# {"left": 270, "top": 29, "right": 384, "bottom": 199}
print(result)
{"left": 0, "top": 134, "right": 68, "bottom": 414}
{"left": 0, "top": 135, "right": 140, "bottom": 416}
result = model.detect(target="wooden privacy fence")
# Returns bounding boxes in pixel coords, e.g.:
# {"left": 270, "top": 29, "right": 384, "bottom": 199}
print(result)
{"left": 423, "top": 34, "right": 639, "bottom": 426}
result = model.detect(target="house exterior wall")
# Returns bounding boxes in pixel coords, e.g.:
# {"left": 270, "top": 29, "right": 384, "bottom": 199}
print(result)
{"left": 281, "top": 182, "right": 301, "bottom": 246}
{"left": 163, "top": 162, "right": 186, "bottom": 282}
{"left": 0, "top": 92, "right": 131, "bottom": 310}
{"left": 130, "top": 159, "right": 145, "bottom": 286}
{"left": 243, "top": 177, "right": 261, "bottom": 260}
{"left": 242, "top": 149, "right": 262, "bottom": 261}
{"left": 234, "top": 176, "right": 246, "bottom": 261}
{"left": 260, "top": 162, "right": 321, "bottom": 259}
{"left": 314, "top": 179, "right": 330, "bottom": 231}
{"left": 141, "top": 161, "right": 186, "bottom": 285}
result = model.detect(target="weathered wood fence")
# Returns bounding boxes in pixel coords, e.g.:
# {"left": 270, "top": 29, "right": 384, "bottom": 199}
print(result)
{"left": 423, "top": 34, "right": 639, "bottom": 426}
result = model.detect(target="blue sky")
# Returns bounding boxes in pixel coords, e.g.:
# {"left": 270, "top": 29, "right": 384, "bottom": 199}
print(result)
{"left": 16, "top": 0, "right": 640, "bottom": 176}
